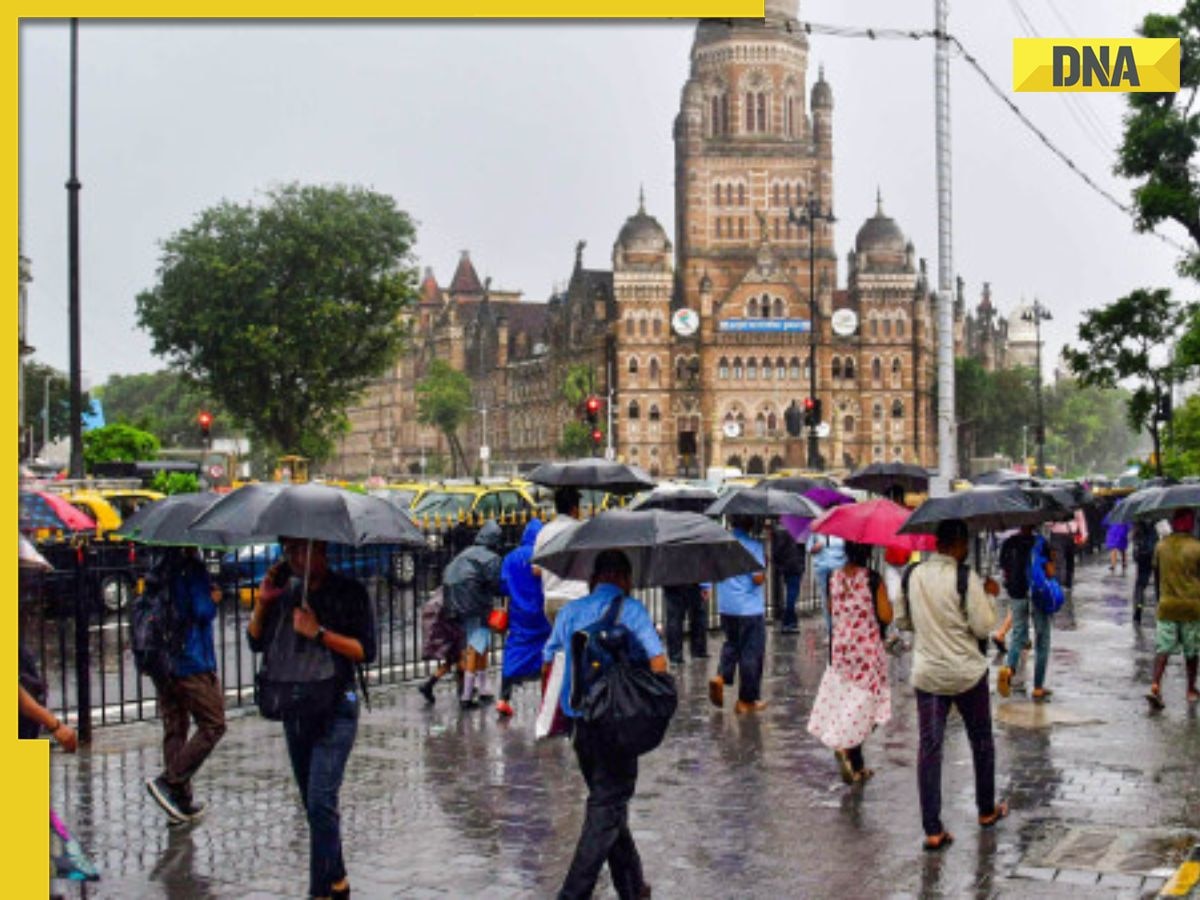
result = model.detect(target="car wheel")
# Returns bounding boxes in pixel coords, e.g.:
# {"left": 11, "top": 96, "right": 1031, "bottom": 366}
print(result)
{"left": 101, "top": 574, "right": 133, "bottom": 614}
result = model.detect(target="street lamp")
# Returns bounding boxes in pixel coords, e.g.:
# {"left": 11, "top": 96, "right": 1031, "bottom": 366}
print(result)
{"left": 1021, "top": 299, "right": 1052, "bottom": 477}
{"left": 788, "top": 192, "right": 835, "bottom": 471}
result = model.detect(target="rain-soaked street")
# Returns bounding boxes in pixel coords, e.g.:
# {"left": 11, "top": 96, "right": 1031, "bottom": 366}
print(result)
{"left": 50, "top": 555, "right": 1199, "bottom": 898}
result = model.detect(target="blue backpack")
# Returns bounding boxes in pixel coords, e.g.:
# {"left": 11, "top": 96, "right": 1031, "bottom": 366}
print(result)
{"left": 1029, "top": 535, "right": 1065, "bottom": 615}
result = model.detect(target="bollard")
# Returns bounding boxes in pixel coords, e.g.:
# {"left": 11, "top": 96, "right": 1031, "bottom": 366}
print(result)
{"left": 72, "top": 540, "right": 92, "bottom": 744}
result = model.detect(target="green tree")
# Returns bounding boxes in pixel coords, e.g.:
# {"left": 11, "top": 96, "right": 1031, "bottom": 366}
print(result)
{"left": 1163, "top": 393, "right": 1200, "bottom": 476}
{"left": 22, "top": 359, "right": 89, "bottom": 457}
{"left": 135, "top": 182, "right": 418, "bottom": 461}
{"left": 1117, "top": 0, "right": 1200, "bottom": 280}
{"left": 557, "top": 421, "right": 595, "bottom": 458}
{"left": 96, "top": 370, "right": 229, "bottom": 447}
{"left": 559, "top": 362, "right": 603, "bottom": 457}
{"left": 150, "top": 470, "right": 201, "bottom": 495}
{"left": 83, "top": 423, "right": 160, "bottom": 470}
{"left": 954, "top": 358, "right": 1035, "bottom": 470}
{"left": 1043, "top": 379, "right": 1140, "bottom": 475}
{"left": 1063, "top": 288, "right": 1194, "bottom": 475}
{"left": 415, "top": 360, "right": 473, "bottom": 476}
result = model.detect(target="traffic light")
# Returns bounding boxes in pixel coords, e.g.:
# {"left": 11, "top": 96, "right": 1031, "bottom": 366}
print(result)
{"left": 1156, "top": 394, "right": 1173, "bottom": 422}
{"left": 585, "top": 395, "right": 601, "bottom": 423}
{"left": 812, "top": 398, "right": 823, "bottom": 427}
{"left": 802, "top": 397, "right": 816, "bottom": 428}
{"left": 198, "top": 410, "right": 213, "bottom": 440}
{"left": 591, "top": 428, "right": 604, "bottom": 446}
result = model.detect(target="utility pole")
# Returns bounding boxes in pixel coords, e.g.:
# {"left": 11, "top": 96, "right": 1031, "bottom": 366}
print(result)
{"left": 605, "top": 359, "right": 614, "bottom": 462}
{"left": 933, "top": 0, "right": 956, "bottom": 496}
{"left": 1022, "top": 299, "right": 1052, "bottom": 477}
{"left": 788, "top": 192, "right": 835, "bottom": 471}
{"left": 67, "top": 18, "right": 84, "bottom": 479}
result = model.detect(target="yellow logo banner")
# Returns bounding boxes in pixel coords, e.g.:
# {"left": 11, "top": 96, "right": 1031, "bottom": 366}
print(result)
{"left": 1013, "top": 38, "right": 1179, "bottom": 92}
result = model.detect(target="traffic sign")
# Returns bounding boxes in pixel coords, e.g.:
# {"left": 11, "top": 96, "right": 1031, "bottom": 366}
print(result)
{"left": 479, "top": 445, "right": 491, "bottom": 461}
{"left": 815, "top": 422, "right": 831, "bottom": 439}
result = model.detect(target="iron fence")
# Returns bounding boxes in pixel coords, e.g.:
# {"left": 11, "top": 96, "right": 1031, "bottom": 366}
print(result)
{"left": 20, "top": 515, "right": 823, "bottom": 734}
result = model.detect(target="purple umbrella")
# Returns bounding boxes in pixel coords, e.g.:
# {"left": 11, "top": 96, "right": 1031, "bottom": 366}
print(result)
{"left": 804, "top": 486, "right": 854, "bottom": 509}
{"left": 780, "top": 514, "right": 814, "bottom": 542}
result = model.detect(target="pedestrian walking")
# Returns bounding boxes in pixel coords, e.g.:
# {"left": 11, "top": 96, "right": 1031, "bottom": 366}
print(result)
{"left": 443, "top": 520, "right": 505, "bottom": 710}
{"left": 807, "top": 531, "right": 846, "bottom": 636}
{"left": 247, "top": 537, "right": 376, "bottom": 900}
{"left": 807, "top": 541, "right": 892, "bottom": 784}
{"left": 709, "top": 515, "right": 768, "bottom": 714}
{"left": 542, "top": 550, "right": 666, "bottom": 900}
{"left": 417, "top": 587, "right": 465, "bottom": 705}
{"left": 997, "top": 527, "right": 1057, "bottom": 702}
{"left": 663, "top": 582, "right": 709, "bottom": 663}
{"left": 1132, "top": 519, "right": 1160, "bottom": 625}
{"left": 533, "top": 487, "right": 589, "bottom": 624}
{"left": 1146, "top": 509, "right": 1200, "bottom": 710}
{"left": 1105, "top": 517, "right": 1130, "bottom": 575}
{"left": 772, "top": 524, "right": 806, "bottom": 633}
{"left": 895, "top": 519, "right": 1006, "bottom": 852}
{"left": 496, "top": 518, "right": 549, "bottom": 717}
{"left": 144, "top": 547, "right": 227, "bottom": 825}
{"left": 1048, "top": 509, "right": 1087, "bottom": 593}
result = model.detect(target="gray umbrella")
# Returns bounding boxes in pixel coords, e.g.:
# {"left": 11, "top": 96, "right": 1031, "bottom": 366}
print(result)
{"left": 705, "top": 486, "right": 824, "bottom": 519}
{"left": 1105, "top": 486, "right": 1165, "bottom": 524}
{"left": 1133, "top": 483, "right": 1200, "bottom": 520}
{"left": 627, "top": 482, "right": 718, "bottom": 514}
{"left": 115, "top": 491, "right": 243, "bottom": 547}
{"left": 526, "top": 459, "right": 655, "bottom": 494}
{"left": 186, "top": 482, "right": 426, "bottom": 547}
{"left": 844, "top": 462, "right": 930, "bottom": 495}
{"left": 532, "top": 509, "right": 762, "bottom": 588}
{"left": 898, "top": 485, "right": 1066, "bottom": 535}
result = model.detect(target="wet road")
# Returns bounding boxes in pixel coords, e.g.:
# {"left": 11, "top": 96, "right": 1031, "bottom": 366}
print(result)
{"left": 49, "top": 556, "right": 1199, "bottom": 897}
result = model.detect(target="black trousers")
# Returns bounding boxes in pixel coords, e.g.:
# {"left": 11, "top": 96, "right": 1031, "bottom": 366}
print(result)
{"left": 559, "top": 722, "right": 646, "bottom": 900}
{"left": 718, "top": 614, "right": 766, "bottom": 704}
{"left": 1050, "top": 534, "right": 1076, "bottom": 589}
{"left": 664, "top": 585, "right": 706, "bottom": 661}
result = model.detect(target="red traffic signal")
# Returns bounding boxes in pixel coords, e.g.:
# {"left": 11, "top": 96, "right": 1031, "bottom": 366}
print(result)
{"left": 585, "top": 396, "right": 602, "bottom": 416}
{"left": 803, "top": 397, "right": 815, "bottom": 411}
{"left": 198, "top": 410, "right": 213, "bottom": 438}
{"left": 591, "top": 428, "right": 604, "bottom": 445}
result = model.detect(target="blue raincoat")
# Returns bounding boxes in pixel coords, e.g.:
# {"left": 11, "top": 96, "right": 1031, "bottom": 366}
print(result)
{"left": 500, "top": 519, "right": 549, "bottom": 680}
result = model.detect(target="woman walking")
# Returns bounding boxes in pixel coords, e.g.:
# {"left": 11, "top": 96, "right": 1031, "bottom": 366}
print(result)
{"left": 807, "top": 541, "right": 892, "bottom": 784}
{"left": 1105, "top": 517, "right": 1130, "bottom": 576}
{"left": 496, "top": 518, "right": 548, "bottom": 717}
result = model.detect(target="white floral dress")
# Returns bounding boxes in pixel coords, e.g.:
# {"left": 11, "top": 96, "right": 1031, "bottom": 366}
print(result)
{"left": 807, "top": 566, "right": 892, "bottom": 749}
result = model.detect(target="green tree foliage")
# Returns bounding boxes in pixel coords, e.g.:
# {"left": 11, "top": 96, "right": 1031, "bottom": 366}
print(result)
{"left": 97, "top": 370, "right": 228, "bottom": 447}
{"left": 1042, "top": 379, "right": 1140, "bottom": 475}
{"left": 150, "top": 470, "right": 201, "bottom": 495}
{"left": 21, "top": 360, "right": 88, "bottom": 457}
{"left": 557, "top": 421, "right": 596, "bottom": 458}
{"left": 954, "top": 358, "right": 1035, "bottom": 468}
{"left": 83, "top": 423, "right": 160, "bottom": 470}
{"left": 135, "top": 182, "right": 418, "bottom": 461}
{"left": 559, "top": 363, "right": 603, "bottom": 457}
{"left": 1163, "top": 393, "right": 1200, "bottom": 476}
{"left": 1063, "top": 288, "right": 1194, "bottom": 475}
{"left": 415, "top": 360, "right": 473, "bottom": 476}
{"left": 1117, "top": 0, "right": 1200, "bottom": 280}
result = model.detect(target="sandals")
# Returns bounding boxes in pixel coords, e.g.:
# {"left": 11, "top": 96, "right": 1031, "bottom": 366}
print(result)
{"left": 979, "top": 801, "right": 1009, "bottom": 828}
{"left": 1031, "top": 688, "right": 1053, "bottom": 703}
{"left": 997, "top": 666, "right": 1012, "bottom": 698}
{"left": 852, "top": 768, "right": 875, "bottom": 784}
{"left": 1146, "top": 686, "right": 1165, "bottom": 710}
{"left": 834, "top": 750, "right": 855, "bottom": 785}
{"left": 923, "top": 832, "right": 954, "bottom": 852}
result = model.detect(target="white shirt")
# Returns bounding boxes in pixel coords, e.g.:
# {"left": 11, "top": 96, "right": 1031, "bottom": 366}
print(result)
{"left": 533, "top": 515, "right": 589, "bottom": 606}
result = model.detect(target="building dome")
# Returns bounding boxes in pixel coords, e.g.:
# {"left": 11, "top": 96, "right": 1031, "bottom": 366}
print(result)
{"left": 1006, "top": 302, "right": 1038, "bottom": 344}
{"left": 613, "top": 189, "right": 672, "bottom": 271}
{"left": 853, "top": 191, "right": 910, "bottom": 273}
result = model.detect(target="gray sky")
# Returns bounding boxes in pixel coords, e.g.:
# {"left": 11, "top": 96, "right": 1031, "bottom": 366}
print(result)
{"left": 18, "top": 4, "right": 1193, "bottom": 387}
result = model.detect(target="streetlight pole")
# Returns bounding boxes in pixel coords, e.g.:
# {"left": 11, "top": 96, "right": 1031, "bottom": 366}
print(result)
{"left": 788, "top": 192, "right": 835, "bottom": 471}
{"left": 1022, "top": 299, "right": 1052, "bottom": 477}
{"left": 67, "top": 18, "right": 84, "bottom": 480}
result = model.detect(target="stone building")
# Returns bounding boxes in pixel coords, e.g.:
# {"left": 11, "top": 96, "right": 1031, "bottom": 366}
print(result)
{"left": 331, "top": 1, "right": 1021, "bottom": 480}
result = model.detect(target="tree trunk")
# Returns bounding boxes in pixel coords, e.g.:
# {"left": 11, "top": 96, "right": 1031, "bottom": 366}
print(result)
{"left": 1150, "top": 418, "right": 1162, "bottom": 477}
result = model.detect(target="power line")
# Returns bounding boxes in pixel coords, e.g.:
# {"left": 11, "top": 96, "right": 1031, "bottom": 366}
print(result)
{"left": 792, "top": 18, "right": 1192, "bottom": 255}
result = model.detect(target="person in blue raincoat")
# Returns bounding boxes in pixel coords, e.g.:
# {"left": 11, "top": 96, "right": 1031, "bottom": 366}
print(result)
{"left": 496, "top": 518, "right": 548, "bottom": 718}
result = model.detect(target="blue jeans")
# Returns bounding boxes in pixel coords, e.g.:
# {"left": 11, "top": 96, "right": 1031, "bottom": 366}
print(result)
{"left": 780, "top": 574, "right": 801, "bottom": 629}
{"left": 1006, "top": 597, "right": 1051, "bottom": 689}
{"left": 283, "top": 692, "right": 359, "bottom": 897}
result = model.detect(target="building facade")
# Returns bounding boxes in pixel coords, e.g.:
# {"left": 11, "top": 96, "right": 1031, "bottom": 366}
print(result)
{"left": 332, "top": 2, "right": 1020, "bottom": 480}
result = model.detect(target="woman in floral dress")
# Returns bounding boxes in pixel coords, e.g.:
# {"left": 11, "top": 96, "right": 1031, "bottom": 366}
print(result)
{"left": 807, "top": 541, "right": 892, "bottom": 784}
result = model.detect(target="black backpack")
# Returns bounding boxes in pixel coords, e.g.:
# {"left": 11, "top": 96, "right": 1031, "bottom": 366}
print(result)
{"left": 131, "top": 562, "right": 186, "bottom": 682}
{"left": 999, "top": 535, "right": 1034, "bottom": 600}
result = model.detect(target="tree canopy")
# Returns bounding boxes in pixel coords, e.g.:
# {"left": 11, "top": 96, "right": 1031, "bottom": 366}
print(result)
{"left": 22, "top": 359, "right": 88, "bottom": 457}
{"left": 135, "top": 182, "right": 418, "bottom": 461}
{"left": 558, "top": 363, "right": 603, "bottom": 458}
{"left": 83, "top": 423, "right": 160, "bottom": 470}
{"left": 415, "top": 360, "right": 473, "bottom": 476}
{"left": 97, "top": 370, "right": 228, "bottom": 448}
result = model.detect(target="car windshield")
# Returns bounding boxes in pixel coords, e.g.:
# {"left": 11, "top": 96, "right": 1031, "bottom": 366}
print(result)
{"left": 413, "top": 492, "right": 475, "bottom": 516}
{"left": 371, "top": 489, "right": 417, "bottom": 508}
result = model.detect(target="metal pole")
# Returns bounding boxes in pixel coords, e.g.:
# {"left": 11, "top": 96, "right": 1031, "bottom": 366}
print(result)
{"left": 808, "top": 197, "right": 820, "bottom": 471}
{"left": 67, "top": 18, "right": 84, "bottom": 479}
{"left": 933, "top": 0, "right": 956, "bottom": 495}
{"left": 73, "top": 543, "right": 92, "bottom": 743}
{"left": 606, "top": 359, "right": 614, "bottom": 461}
{"left": 1034, "top": 302, "right": 1046, "bottom": 477}
{"left": 43, "top": 375, "right": 50, "bottom": 456}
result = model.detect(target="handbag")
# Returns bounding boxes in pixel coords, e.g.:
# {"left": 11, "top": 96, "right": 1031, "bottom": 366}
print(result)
{"left": 255, "top": 594, "right": 342, "bottom": 721}
{"left": 487, "top": 602, "right": 509, "bottom": 634}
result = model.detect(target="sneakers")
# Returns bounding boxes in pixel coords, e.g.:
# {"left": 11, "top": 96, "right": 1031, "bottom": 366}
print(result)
{"left": 495, "top": 700, "right": 514, "bottom": 717}
{"left": 708, "top": 676, "right": 724, "bottom": 708}
{"left": 997, "top": 666, "right": 1013, "bottom": 698}
{"left": 146, "top": 776, "right": 185, "bottom": 823}
{"left": 418, "top": 679, "right": 436, "bottom": 705}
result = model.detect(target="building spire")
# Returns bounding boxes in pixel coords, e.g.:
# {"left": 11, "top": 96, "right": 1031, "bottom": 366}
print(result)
{"left": 875, "top": 187, "right": 883, "bottom": 215}
{"left": 638, "top": 184, "right": 646, "bottom": 214}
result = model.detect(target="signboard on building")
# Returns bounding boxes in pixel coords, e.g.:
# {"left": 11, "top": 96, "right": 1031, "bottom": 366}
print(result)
{"left": 717, "top": 318, "right": 811, "bottom": 334}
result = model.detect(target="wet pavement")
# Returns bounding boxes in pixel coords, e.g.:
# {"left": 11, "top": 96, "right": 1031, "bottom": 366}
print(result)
{"left": 50, "top": 556, "right": 1199, "bottom": 898}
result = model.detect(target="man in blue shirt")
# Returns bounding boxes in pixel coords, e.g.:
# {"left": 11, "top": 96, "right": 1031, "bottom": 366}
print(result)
{"left": 542, "top": 550, "right": 666, "bottom": 900}
{"left": 709, "top": 516, "right": 768, "bottom": 714}
{"left": 145, "top": 548, "right": 227, "bottom": 825}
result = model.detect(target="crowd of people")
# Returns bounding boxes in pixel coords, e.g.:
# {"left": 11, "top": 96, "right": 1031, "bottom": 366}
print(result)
{"left": 24, "top": 482, "right": 1200, "bottom": 900}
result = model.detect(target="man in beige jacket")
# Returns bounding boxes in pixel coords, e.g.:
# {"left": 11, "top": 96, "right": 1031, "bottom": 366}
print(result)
{"left": 895, "top": 518, "right": 1007, "bottom": 851}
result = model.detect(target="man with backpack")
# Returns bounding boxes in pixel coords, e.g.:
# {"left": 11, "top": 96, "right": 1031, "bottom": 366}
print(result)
{"left": 997, "top": 525, "right": 1056, "bottom": 702}
{"left": 142, "top": 547, "right": 226, "bottom": 824}
{"left": 542, "top": 550, "right": 666, "bottom": 900}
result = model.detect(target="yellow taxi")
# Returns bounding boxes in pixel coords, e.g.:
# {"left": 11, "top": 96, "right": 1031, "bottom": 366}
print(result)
{"left": 411, "top": 480, "right": 540, "bottom": 524}
{"left": 61, "top": 490, "right": 125, "bottom": 537}
{"left": 368, "top": 481, "right": 433, "bottom": 510}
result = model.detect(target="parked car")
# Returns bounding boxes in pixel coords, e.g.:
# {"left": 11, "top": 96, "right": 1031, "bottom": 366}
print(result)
{"left": 411, "top": 481, "right": 539, "bottom": 521}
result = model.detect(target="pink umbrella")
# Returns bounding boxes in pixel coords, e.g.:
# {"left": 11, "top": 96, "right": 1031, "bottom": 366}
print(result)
{"left": 811, "top": 498, "right": 936, "bottom": 552}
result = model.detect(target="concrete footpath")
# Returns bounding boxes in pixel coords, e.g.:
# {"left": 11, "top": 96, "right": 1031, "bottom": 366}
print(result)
{"left": 50, "top": 556, "right": 1200, "bottom": 898}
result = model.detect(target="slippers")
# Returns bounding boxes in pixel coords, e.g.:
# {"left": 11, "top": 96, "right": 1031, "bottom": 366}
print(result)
{"left": 979, "top": 801, "right": 1008, "bottom": 828}
{"left": 853, "top": 768, "right": 875, "bottom": 784}
{"left": 1032, "top": 688, "right": 1053, "bottom": 703}
{"left": 834, "top": 750, "right": 855, "bottom": 785}
{"left": 923, "top": 832, "right": 954, "bottom": 852}
{"left": 1146, "top": 687, "right": 1165, "bottom": 710}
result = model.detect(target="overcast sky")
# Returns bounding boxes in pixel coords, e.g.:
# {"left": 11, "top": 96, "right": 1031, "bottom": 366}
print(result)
{"left": 18, "top": 3, "right": 1194, "bottom": 387}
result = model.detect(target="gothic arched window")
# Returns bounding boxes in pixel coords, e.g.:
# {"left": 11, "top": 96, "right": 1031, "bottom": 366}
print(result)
{"left": 737, "top": 183, "right": 745, "bottom": 206}
{"left": 897, "top": 318, "right": 906, "bottom": 338}
{"left": 756, "top": 92, "right": 767, "bottom": 131}
{"left": 892, "top": 399, "right": 905, "bottom": 419}
{"left": 745, "top": 93, "right": 755, "bottom": 131}
{"left": 639, "top": 317, "right": 648, "bottom": 337}
{"left": 772, "top": 183, "right": 781, "bottom": 206}
{"left": 872, "top": 357, "right": 882, "bottom": 382}
{"left": 649, "top": 357, "right": 660, "bottom": 384}
{"left": 628, "top": 357, "right": 639, "bottom": 375}
{"left": 773, "top": 297, "right": 784, "bottom": 318}
{"left": 789, "top": 356, "right": 801, "bottom": 380}
{"left": 843, "top": 415, "right": 855, "bottom": 434}
{"left": 649, "top": 404, "right": 661, "bottom": 422}
{"left": 761, "top": 356, "right": 773, "bottom": 380}
{"left": 844, "top": 358, "right": 856, "bottom": 380}
{"left": 628, "top": 400, "right": 640, "bottom": 419}
{"left": 719, "top": 356, "right": 729, "bottom": 379}
{"left": 624, "top": 315, "right": 634, "bottom": 337}
{"left": 747, "top": 297, "right": 759, "bottom": 318}
{"left": 732, "top": 357, "right": 744, "bottom": 380}
{"left": 873, "top": 402, "right": 883, "bottom": 421}
{"left": 776, "top": 357, "right": 787, "bottom": 379}
{"left": 831, "top": 357, "right": 842, "bottom": 380}
{"left": 747, "top": 359, "right": 757, "bottom": 380}
{"left": 652, "top": 317, "right": 662, "bottom": 337}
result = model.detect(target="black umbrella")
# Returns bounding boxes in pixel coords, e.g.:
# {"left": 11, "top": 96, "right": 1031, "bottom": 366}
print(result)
{"left": 526, "top": 459, "right": 655, "bottom": 494}
{"left": 186, "top": 482, "right": 426, "bottom": 547}
{"left": 628, "top": 482, "right": 718, "bottom": 514}
{"left": 705, "top": 486, "right": 824, "bottom": 519}
{"left": 898, "top": 485, "right": 1063, "bottom": 535}
{"left": 844, "top": 462, "right": 930, "bottom": 495}
{"left": 114, "top": 491, "right": 242, "bottom": 547}
{"left": 1104, "top": 487, "right": 1163, "bottom": 524}
{"left": 970, "top": 469, "right": 1034, "bottom": 486}
{"left": 531, "top": 509, "right": 761, "bottom": 587}
{"left": 1026, "top": 479, "right": 1094, "bottom": 512}
{"left": 753, "top": 475, "right": 836, "bottom": 494}
{"left": 1134, "top": 483, "right": 1200, "bottom": 520}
